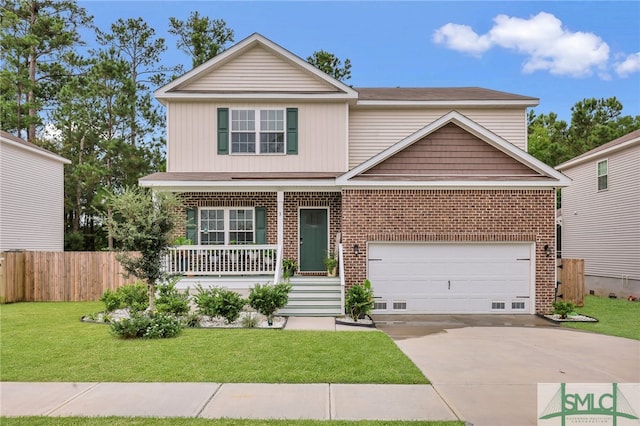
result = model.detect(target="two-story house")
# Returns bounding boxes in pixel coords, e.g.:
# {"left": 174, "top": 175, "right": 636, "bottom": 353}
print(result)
{"left": 140, "top": 33, "right": 570, "bottom": 316}
{"left": 556, "top": 129, "right": 640, "bottom": 298}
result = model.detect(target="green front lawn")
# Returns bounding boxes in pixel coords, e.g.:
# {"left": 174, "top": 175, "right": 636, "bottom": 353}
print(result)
{"left": 1, "top": 418, "right": 463, "bottom": 426}
{"left": 0, "top": 302, "right": 428, "bottom": 384}
{"left": 561, "top": 295, "right": 640, "bottom": 340}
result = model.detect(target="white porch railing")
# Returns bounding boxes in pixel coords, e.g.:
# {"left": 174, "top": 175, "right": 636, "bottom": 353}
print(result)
{"left": 338, "top": 243, "right": 345, "bottom": 314}
{"left": 164, "top": 245, "right": 279, "bottom": 276}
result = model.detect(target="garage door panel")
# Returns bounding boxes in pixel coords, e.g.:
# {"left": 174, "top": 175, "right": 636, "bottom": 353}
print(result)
{"left": 368, "top": 243, "right": 533, "bottom": 314}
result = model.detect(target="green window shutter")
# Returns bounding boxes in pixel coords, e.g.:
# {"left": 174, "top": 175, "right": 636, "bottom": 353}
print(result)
{"left": 286, "top": 108, "right": 298, "bottom": 155}
{"left": 186, "top": 207, "right": 198, "bottom": 244}
{"left": 217, "top": 108, "right": 229, "bottom": 155}
{"left": 255, "top": 207, "right": 267, "bottom": 244}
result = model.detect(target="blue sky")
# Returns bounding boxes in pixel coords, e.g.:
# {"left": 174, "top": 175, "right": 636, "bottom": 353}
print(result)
{"left": 80, "top": 1, "right": 640, "bottom": 122}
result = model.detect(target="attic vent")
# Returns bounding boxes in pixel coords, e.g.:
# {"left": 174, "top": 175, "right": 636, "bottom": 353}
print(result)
{"left": 491, "top": 301, "right": 506, "bottom": 310}
{"left": 373, "top": 301, "right": 387, "bottom": 311}
{"left": 393, "top": 301, "right": 407, "bottom": 311}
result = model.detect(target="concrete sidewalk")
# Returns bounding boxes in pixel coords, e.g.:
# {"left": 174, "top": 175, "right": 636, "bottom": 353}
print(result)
{"left": 0, "top": 317, "right": 459, "bottom": 421}
{"left": 0, "top": 382, "right": 459, "bottom": 421}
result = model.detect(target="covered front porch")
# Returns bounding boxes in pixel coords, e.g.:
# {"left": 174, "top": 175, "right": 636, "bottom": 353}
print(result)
{"left": 163, "top": 243, "right": 345, "bottom": 317}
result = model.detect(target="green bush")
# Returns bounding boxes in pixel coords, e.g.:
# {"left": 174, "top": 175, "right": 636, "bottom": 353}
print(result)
{"left": 110, "top": 312, "right": 182, "bottom": 339}
{"left": 248, "top": 282, "right": 292, "bottom": 323}
{"left": 99, "top": 283, "right": 149, "bottom": 313}
{"left": 553, "top": 300, "right": 576, "bottom": 319}
{"left": 193, "top": 285, "right": 246, "bottom": 324}
{"left": 99, "top": 289, "right": 121, "bottom": 312}
{"left": 345, "top": 279, "right": 374, "bottom": 322}
{"left": 118, "top": 283, "right": 149, "bottom": 312}
{"left": 155, "top": 280, "right": 190, "bottom": 315}
{"left": 215, "top": 288, "right": 246, "bottom": 324}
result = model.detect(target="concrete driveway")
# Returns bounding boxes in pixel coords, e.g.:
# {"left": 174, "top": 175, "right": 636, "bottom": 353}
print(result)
{"left": 374, "top": 314, "right": 640, "bottom": 426}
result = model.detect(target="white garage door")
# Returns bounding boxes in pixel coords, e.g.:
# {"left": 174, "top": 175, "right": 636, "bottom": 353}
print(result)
{"left": 368, "top": 242, "right": 533, "bottom": 314}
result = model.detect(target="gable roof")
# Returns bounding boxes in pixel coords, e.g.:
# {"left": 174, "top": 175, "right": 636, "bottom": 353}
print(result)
{"left": 155, "top": 33, "right": 358, "bottom": 102}
{"left": 338, "top": 111, "right": 570, "bottom": 187}
{"left": 555, "top": 129, "right": 640, "bottom": 171}
{"left": 0, "top": 130, "right": 70, "bottom": 164}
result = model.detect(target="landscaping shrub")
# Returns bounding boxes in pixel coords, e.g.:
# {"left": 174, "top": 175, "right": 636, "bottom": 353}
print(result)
{"left": 345, "top": 279, "right": 374, "bottom": 322}
{"left": 248, "top": 282, "right": 292, "bottom": 324}
{"left": 193, "top": 285, "right": 246, "bottom": 324}
{"left": 552, "top": 300, "right": 576, "bottom": 319}
{"left": 99, "top": 289, "right": 121, "bottom": 312}
{"left": 99, "top": 282, "right": 148, "bottom": 312}
{"left": 155, "top": 279, "right": 190, "bottom": 315}
{"left": 110, "top": 312, "right": 182, "bottom": 339}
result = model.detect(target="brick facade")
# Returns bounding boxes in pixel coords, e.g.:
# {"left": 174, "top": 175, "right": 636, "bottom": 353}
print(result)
{"left": 177, "top": 188, "right": 556, "bottom": 314}
{"left": 340, "top": 189, "right": 557, "bottom": 314}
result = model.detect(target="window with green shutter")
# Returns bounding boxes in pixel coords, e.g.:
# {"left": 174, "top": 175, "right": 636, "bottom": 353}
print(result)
{"left": 221, "top": 108, "right": 298, "bottom": 155}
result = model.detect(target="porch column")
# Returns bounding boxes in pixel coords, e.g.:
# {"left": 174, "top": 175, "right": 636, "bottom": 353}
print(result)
{"left": 277, "top": 191, "right": 284, "bottom": 248}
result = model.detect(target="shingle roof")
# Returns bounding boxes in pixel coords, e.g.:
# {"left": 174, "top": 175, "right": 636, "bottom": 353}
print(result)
{"left": 355, "top": 87, "right": 538, "bottom": 102}
{"left": 0, "top": 130, "right": 70, "bottom": 163}
{"left": 556, "top": 129, "right": 640, "bottom": 170}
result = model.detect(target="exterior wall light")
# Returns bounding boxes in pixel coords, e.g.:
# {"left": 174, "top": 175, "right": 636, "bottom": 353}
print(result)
{"left": 353, "top": 244, "right": 360, "bottom": 256}
{"left": 544, "top": 244, "right": 552, "bottom": 257}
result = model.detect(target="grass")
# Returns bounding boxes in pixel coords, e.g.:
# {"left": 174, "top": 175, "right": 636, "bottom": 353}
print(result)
{"left": 560, "top": 295, "right": 640, "bottom": 340}
{"left": 0, "top": 418, "right": 464, "bottom": 426}
{"left": 0, "top": 302, "right": 428, "bottom": 384}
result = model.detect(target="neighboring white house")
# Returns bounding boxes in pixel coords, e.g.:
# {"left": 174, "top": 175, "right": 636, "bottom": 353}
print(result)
{"left": 0, "top": 130, "right": 70, "bottom": 251}
{"left": 556, "top": 129, "right": 640, "bottom": 297}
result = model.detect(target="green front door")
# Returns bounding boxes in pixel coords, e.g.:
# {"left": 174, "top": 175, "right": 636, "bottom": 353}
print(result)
{"left": 299, "top": 209, "right": 328, "bottom": 272}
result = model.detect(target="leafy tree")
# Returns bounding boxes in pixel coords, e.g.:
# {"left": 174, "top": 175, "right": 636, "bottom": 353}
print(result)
{"left": 95, "top": 17, "right": 173, "bottom": 152}
{"left": 307, "top": 50, "right": 352, "bottom": 82}
{"left": 527, "top": 111, "right": 570, "bottom": 166}
{"left": 528, "top": 97, "right": 640, "bottom": 167}
{"left": 106, "top": 187, "right": 183, "bottom": 311}
{"left": 168, "top": 12, "right": 234, "bottom": 68}
{"left": 0, "top": 0, "right": 92, "bottom": 142}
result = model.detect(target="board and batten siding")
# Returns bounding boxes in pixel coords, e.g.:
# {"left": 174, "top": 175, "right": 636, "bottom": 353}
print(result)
{"left": 348, "top": 108, "right": 527, "bottom": 168}
{"left": 561, "top": 145, "right": 640, "bottom": 280}
{"left": 178, "top": 45, "right": 334, "bottom": 93}
{"left": 0, "top": 142, "right": 66, "bottom": 251}
{"left": 167, "top": 102, "right": 348, "bottom": 173}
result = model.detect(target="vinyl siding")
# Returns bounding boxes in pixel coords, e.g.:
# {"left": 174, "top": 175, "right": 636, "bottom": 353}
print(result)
{"left": 178, "top": 45, "right": 335, "bottom": 93}
{"left": 349, "top": 107, "right": 527, "bottom": 168}
{"left": 167, "top": 102, "right": 348, "bottom": 173}
{"left": 0, "top": 142, "right": 66, "bottom": 251}
{"left": 561, "top": 145, "right": 640, "bottom": 280}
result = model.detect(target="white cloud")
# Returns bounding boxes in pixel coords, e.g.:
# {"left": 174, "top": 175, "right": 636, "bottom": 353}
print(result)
{"left": 432, "top": 23, "right": 491, "bottom": 57}
{"left": 433, "top": 12, "right": 610, "bottom": 78}
{"left": 615, "top": 52, "right": 640, "bottom": 77}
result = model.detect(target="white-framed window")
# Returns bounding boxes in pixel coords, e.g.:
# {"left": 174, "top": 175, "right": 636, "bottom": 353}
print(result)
{"left": 392, "top": 301, "right": 407, "bottom": 311}
{"left": 373, "top": 301, "right": 388, "bottom": 311}
{"left": 597, "top": 159, "right": 608, "bottom": 191}
{"left": 491, "top": 301, "right": 506, "bottom": 311}
{"left": 511, "top": 301, "right": 526, "bottom": 310}
{"left": 231, "top": 109, "right": 285, "bottom": 154}
{"left": 199, "top": 208, "right": 254, "bottom": 245}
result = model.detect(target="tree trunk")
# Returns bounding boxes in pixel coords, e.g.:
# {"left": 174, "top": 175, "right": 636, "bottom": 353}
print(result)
{"left": 27, "top": 1, "right": 38, "bottom": 143}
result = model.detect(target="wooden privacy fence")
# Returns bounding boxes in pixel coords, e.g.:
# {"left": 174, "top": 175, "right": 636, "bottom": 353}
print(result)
{"left": 0, "top": 251, "right": 137, "bottom": 303}
{"left": 557, "top": 258, "right": 585, "bottom": 307}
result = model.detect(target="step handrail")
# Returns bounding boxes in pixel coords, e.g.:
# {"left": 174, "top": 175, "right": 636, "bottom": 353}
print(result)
{"left": 338, "top": 243, "right": 345, "bottom": 315}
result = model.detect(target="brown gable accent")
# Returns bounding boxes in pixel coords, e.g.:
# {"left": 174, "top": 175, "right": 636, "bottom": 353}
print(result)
{"left": 361, "top": 123, "right": 544, "bottom": 179}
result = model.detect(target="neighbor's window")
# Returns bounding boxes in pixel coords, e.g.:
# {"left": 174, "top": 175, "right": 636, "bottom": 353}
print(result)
{"left": 231, "top": 109, "right": 284, "bottom": 154}
{"left": 597, "top": 159, "right": 608, "bottom": 191}
{"left": 199, "top": 208, "right": 254, "bottom": 245}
